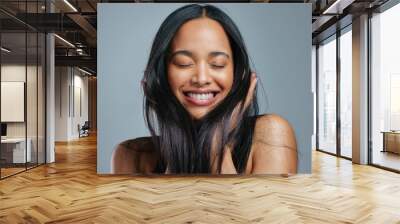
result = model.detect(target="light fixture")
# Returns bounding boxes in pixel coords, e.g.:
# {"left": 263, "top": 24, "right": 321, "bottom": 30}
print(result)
{"left": 54, "top": 34, "right": 75, "bottom": 48}
{"left": 322, "top": 0, "right": 355, "bottom": 15}
{"left": 78, "top": 67, "right": 93, "bottom": 76}
{"left": 322, "top": 0, "right": 343, "bottom": 14}
{"left": 76, "top": 48, "right": 85, "bottom": 55}
{"left": 63, "top": 0, "right": 78, "bottom": 12}
{"left": 1, "top": 47, "right": 11, "bottom": 53}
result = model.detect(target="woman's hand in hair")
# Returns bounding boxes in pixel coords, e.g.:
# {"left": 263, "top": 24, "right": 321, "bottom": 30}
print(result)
{"left": 229, "top": 72, "right": 258, "bottom": 132}
{"left": 243, "top": 72, "right": 258, "bottom": 109}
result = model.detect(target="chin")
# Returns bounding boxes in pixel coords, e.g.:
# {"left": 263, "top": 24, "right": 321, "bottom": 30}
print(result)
{"left": 187, "top": 100, "right": 227, "bottom": 121}
{"left": 189, "top": 111, "right": 209, "bottom": 120}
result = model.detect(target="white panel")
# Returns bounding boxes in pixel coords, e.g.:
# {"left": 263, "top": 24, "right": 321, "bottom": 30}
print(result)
{"left": 1, "top": 82, "right": 25, "bottom": 122}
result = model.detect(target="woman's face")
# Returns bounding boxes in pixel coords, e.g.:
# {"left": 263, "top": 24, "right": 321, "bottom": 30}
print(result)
{"left": 167, "top": 17, "right": 234, "bottom": 120}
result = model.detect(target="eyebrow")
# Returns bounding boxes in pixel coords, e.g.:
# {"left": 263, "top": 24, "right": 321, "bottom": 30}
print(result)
{"left": 169, "top": 50, "right": 230, "bottom": 59}
{"left": 209, "top": 51, "right": 230, "bottom": 59}
{"left": 169, "top": 50, "right": 193, "bottom": 59}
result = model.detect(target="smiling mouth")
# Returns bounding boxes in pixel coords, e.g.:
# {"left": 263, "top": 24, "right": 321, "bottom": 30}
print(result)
{"left": 183, "top": 91, "right": 220, "bottom": 106}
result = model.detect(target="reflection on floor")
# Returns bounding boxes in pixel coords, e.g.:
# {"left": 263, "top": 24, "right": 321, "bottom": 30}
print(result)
{"left": 341, "top": 147, "right": 352, "bottom": 158}
{"left": 373, "top": 150, "right": 400, "bottom": 171}
{"left": 0, "top": 162, "right": 42, "bottom": 178}
{"left": 0, "top": 167, "right": 25, "bottom": 178}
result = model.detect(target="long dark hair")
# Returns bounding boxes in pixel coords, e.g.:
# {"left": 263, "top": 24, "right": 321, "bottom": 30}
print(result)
{"left": 142, "top": 4, "right": 258, "bottom": 174}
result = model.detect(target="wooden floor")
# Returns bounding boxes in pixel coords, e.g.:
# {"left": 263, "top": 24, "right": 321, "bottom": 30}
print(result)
{"left": 1, "top": 167, "right": 26, "bottom": 178}
{"left": 1, "top": 135, "right": 400, "bottom": 223}
{"left": 1, "top": 163, "right": 45, "bottom": 178}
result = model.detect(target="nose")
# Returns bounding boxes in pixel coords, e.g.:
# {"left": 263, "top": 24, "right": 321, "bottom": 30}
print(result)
{"left": 191, "top": 62, "right": 211, "bottom": 86}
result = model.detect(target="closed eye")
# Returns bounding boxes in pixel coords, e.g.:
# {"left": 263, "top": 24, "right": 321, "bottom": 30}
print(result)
{"left": 211, "top": 64, "right": 225, "bottom": 69}
{"left": 174, "top": 62, "right": 193, "bottom": 68}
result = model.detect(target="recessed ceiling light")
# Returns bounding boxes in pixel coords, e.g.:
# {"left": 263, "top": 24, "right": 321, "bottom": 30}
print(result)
{"left": 322, "top": 0, "right": 353, "bottom": 15}
{"left": 1, "top": 47, "right": 11, "bottom": 53}
{"left": 54, "top": 34, "right": 75, "bottom": 48}
{"left": 63, "top": 0, "right": 78, "bottom": 12}
{"left": 78, "top": 67, "right": 93, "bottom": 76}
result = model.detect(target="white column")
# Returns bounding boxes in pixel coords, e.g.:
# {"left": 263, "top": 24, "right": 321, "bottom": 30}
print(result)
{"left": 46, "top": 32, "right": 55, "bottom": 163}
{"left": 45, "top": 0, "right": 56, "bottom": 163}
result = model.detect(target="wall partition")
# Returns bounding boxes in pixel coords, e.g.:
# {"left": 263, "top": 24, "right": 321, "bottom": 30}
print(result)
{"left": 0, "top": 1, "right": 46, "bottom": 179}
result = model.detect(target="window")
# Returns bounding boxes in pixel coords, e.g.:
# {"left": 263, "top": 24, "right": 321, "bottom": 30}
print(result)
{"left": 371, "top": 2, "right": 400, "bottom": 171}
{"left": 339, "top": 27, "right": 352, "bottom": 158}
{"left": 318, "top": 35, "right": 337, "bottom": 154}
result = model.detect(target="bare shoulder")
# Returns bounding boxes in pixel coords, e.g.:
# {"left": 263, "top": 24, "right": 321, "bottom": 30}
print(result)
{"left": 249, "top": 114, "right": 297, "bottom": 174}
{"left": 110, "top": 137, "right": 159, "bottom": 174}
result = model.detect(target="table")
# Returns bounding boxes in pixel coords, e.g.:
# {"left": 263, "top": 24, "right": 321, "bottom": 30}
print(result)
{"left": 1, "top": 138, "right": 32, "bottom": 163}
{"left": 381, "top": 131, "right": 400, "bottom": 154}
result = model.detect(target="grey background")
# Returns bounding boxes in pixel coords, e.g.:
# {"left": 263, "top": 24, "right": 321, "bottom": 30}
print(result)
{"left": 98, "top": 3, "right": 312, "bottom": 173}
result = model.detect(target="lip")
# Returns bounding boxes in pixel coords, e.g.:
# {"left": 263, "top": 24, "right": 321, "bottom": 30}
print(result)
{"left": 182, "top": 90, "right": 220, "bottom": 106}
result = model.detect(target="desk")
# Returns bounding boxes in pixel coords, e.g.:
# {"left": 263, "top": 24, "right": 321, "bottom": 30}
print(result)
{"left": 1, "top": 138, "right": 31, "bottom": 163}
{"left": 381, "top": 131, "right": 400, "bottom": 154}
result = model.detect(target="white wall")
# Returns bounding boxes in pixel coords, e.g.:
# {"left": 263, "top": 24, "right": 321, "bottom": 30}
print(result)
{"left": 72, "top": 73, "right": 89, "bottom": 138}
{"left": 1, "top": 66, "right": 26, "bottom": 139}
{"left": 55, "top": 66, "right": 70, "bottom": 141}
{"left": 1, "top": 65, "right": 41, "bottom": 137}
{"left": 55, "top": 66, "right": 89, "bottom": 141}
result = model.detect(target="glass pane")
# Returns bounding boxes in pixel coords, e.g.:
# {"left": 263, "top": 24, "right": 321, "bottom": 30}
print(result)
{"left": 1, "top": 31, "right": 27, "bottom": 177}
{"left": 340, "top": 28, "right": 352, "bottom": 158}
{"left": 318, "top": 36, "right": 337, "bottom": 154}
{"left": 371, "top": 3, "right": 400, "bottom": 171}
{"left": 27, "top": 31, "right": 38, "bottom": 169}
{"left": 38, "top": 33, "right": 45, "bottom": 165}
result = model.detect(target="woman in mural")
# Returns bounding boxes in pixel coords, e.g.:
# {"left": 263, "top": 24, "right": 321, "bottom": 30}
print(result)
{"left": 111, "top": 4, "right": 297, "bottom": 175}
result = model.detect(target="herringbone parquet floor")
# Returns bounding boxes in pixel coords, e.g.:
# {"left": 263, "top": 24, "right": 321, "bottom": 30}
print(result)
{"left": 1, "top": 134, "right": 400, "bottom": 223}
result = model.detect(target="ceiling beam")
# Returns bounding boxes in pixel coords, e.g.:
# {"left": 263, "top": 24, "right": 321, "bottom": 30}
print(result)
{"left": 55, "top": 55, "right": 96, "bottom": 71}
{"left": 66, "top": 13, "right": 97, "bottom": 47}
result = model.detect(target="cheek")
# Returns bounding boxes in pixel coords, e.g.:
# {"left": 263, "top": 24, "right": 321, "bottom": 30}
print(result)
{"left": 167, "top": 66, "right": 179, "bottom": 91}
{"left": 217, "top": 68, "right": 234, "bottom": 92}
{"left": 167, "top": 66, "right": 188, "bottom": 94}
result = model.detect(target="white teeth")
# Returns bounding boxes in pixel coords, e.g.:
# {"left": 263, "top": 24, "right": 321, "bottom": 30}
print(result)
{"left": 187, "top": 92, "right": 214, "bottom": 101}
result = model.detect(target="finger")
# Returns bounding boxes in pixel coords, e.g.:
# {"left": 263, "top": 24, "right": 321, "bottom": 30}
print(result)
{"left": 244, "top": 72, "right": 257, "bottom": 108}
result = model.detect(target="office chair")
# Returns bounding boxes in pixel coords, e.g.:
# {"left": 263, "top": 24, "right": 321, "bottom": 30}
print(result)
{"left": 79, "top": 121, "right": 90, "bottom": 138}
